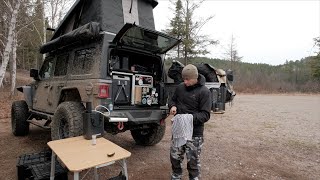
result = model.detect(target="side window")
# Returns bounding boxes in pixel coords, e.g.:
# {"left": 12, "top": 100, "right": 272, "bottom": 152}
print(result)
{"left": 72, "top": 48, "right": 94, "bottom": 75}
{"left": 39, "top": 58, "right": 54, "bottom": 79}
{"left": 54, "top": 54, "right": 69, "bottom": 76}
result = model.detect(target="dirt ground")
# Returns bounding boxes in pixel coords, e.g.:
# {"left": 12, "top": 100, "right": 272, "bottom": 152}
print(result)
{"left": 0, "top": 93, "right": 319, "bottom": 180}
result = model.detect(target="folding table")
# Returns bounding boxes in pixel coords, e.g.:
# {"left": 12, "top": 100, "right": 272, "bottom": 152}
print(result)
{"left": 48, "top": 136, "right": 131, "bottom": 180}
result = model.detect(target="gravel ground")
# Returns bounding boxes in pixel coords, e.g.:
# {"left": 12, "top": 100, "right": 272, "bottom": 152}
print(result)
{"left": 0, "top": 94, "right": 319, "bottom": 180}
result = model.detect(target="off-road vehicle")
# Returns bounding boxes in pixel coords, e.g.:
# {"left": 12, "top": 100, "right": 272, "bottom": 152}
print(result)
{"left": 11, "top": 0, "right": 180, "bottom": 145}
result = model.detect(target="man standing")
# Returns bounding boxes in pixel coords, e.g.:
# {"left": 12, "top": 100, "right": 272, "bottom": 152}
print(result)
{"left": 169, "top": 64, "right": 212, "bottom": 180}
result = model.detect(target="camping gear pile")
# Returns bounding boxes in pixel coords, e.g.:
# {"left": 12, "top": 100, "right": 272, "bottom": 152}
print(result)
{"left": 168, "top": 61, "right": 236, "bottom": 112}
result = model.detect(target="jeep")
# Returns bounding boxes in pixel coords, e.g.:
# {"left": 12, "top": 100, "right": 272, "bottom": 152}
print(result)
{"left": 11, "top": 0, "right": 180, "bottom": 145}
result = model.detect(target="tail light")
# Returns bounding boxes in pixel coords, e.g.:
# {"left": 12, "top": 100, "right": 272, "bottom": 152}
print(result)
{"left": 98, "top": 84, "right": 109, "bottom": 98}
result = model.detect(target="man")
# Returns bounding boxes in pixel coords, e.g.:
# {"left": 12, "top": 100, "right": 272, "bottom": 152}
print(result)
{"left": 169, "top": 64, "right": 212, "bottom": 180}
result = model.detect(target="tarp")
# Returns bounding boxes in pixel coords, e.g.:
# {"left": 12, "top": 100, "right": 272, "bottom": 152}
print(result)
{"left": 40, "top": 22, "right": 100, "bottom": 54}
{"left": 168, "top": 61, "right": 236, "bottom": 103}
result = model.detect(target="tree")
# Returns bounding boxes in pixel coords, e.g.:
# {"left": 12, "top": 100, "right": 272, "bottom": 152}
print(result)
{"left": 10, "top": 30, "right": 17, "bottom": 96}
{"left": 166, "top": 0, "right": 184, "bottom": 59}
{"left": 225, "top": 35, "right": 242, "bottom": 72}
{"left": 45, "top": 0, "right": 75, "bottom": 29}
{"left": 314, "top": 37, "right": 320, "bottom": 56}
{"left": 0, "top": 0, "right": 22, "bottom": 87}
{"left": 166, "top": 0, "right": 217, "bottom": 65}
{"left": 309, "top": 37, "right": 320, "bottom": 79}
{"left": 0, "top": 0, "right": 75, "bottom": 96}
{"left": 31, "top": 0, "right": 45, "bottom": 66}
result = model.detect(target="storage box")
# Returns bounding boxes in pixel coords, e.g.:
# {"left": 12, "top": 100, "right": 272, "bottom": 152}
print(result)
{"left": 112, "top": 73, "right": 132, "bottom": 105}
{"left": 17, "top": 150, "right": 52, "bottom": 180}
{"left": 29, "top": 161, "right": 68, "bottom": 180}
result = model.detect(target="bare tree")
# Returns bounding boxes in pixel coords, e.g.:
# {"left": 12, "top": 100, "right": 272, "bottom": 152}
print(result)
{"left": 10, "top": 31, "right": 17, "bottom": 96}
{"left": 225, "top": 35, "right": 242, "bottom": 71}
{"left": 0, "top": 0, "right": 75, "bottom": 94}
{"left": 0, "top": 0, "right": 22, "bottom": 87}
{"left": 45, "top": 0, "right": 75, "bottom": 28}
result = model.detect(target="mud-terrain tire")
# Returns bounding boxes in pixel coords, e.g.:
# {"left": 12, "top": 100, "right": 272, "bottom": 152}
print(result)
{"left": 11, "top": 100, "right": 30, "bottom": 136}
{"left": 51, "top": 101, "right": 84, "bottom": 140}
{"left": 130, "top": 122, "right": 166, "bottom": 146}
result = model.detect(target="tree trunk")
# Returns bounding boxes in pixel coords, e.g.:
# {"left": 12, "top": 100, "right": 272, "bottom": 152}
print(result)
{"left": 184, "top": 0, "right": 189, "bottom": 65}
{"left": 0, "top": 0, "right": 21, "bottom": 87}
{"left": 42, "top": 0, "right": 46, "bottom": 63}
{"left": 11, "top": 31, "right": 17, "bottom": 97}
{"left": 177, "top": 44, "right": 180, "bottom": 59}
{"left": 22, "top": 48, "right": 25, "bottom": 70}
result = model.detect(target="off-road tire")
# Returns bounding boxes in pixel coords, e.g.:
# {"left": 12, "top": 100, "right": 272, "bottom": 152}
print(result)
{"left": 130, "top": 122, "right": 166, "bottom": 146}
{"left": 11, "top": 100, "right": 30, "bottom": 136}
{"left": 51, "top": 101, "right": 84, "bottom": 140}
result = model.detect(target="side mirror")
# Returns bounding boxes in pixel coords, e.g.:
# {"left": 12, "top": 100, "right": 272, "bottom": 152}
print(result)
{"left": 227, "top": 74, "right": 233, "bottom": 82}
{"left": 226, "top": 69, "right": 234, "bottom": 82}
{"left": 30, "top": 68, "right": 40, "bottom": 80}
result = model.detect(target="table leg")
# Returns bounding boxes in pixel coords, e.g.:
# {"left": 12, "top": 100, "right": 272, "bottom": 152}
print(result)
{"left": 94, "top": 167, "right": 99, "bottom": 180}
{"left": 121, "top": 159, "right": 128, "bottom": 180}
{"left": 50, "top": 152, "right": 56, "bottom": 180}
{"left": 74, "top": 172, "right": 80, "bottom": 180}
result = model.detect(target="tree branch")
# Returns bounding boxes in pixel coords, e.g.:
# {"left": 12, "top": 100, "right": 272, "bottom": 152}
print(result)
{"left": 16, "top": 20, "right": 35, "bottom": 34}
{"left": 3, "top": 0, "right": 13, "bottom": 12}
{"left": 0, "top": 34, "right": 8, "bottom": 41}
{"left": 0, "top": 39, "right": 5, "bottom": 47}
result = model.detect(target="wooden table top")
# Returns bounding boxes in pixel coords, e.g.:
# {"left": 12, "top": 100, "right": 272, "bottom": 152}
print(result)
{"left": 48, "top": 136, "right": 131, "bottom": 172}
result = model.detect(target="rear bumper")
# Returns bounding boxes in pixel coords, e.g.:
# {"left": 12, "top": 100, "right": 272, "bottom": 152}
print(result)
{"left": 105, "top": 109, "right": 168, "bottom": 125}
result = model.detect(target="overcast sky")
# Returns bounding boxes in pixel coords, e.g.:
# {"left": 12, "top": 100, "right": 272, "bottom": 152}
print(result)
{"left": 153, "top": 0, "right": 320, "bottom": 65}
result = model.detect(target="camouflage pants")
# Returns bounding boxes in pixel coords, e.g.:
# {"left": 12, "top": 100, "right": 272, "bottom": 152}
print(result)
{"left": 170, "top": 137, "right": 204, "bottom": 180}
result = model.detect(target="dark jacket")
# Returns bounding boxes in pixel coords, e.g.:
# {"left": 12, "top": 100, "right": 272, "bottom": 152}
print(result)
{"left": 169, "top": 74, "right": 211, "bottom": 137}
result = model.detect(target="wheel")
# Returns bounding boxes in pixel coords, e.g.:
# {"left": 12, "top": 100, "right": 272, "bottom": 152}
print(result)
{"left": 51, "top": 101, "right": 84, "bottom": 140}
{"left": 11, "top": 100, "right": 30, "bottom": 136}
{"left": 130, "top": 122, "right": 166, "bottom": 146}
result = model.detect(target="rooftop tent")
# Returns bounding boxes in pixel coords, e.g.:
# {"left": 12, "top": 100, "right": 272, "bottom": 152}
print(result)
{"left": 51, "top": 0, "right": 158, "bottom": 40}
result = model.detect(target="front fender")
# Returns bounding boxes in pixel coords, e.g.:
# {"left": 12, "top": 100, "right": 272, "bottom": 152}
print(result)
{"left": 16, "top": 86, "right": 33, "bottom": 108}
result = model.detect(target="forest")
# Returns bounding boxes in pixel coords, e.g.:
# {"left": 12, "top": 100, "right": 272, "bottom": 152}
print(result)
{"left": 1, "top": 0, "right": 319, "bottom": 94}
{"left": 165, "top": 56, "right": 320, "bottom": 93}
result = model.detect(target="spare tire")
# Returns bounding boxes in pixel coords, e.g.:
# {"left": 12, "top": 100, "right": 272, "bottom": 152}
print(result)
{"left": 11, "top": 100, "right": 30, "bottom": 136}
{"left": 130, "top": 122, "right": 166, "bottom": 146}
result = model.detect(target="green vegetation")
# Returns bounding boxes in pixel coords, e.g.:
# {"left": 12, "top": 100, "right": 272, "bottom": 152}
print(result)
{"left": 165, "top": 56, "right": 320, "bottom": 93}
{"left": 165, "top": 0, "right": 217, "bottom": 64}
{"left": 164, "top": 1, "right": 319, "bottom": 93}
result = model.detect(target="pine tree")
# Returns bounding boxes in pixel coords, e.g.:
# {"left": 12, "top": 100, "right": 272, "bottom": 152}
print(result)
{"left": 309, "top": 37, "right": 320, "bottom": 80}
{"left": 33, "top": 0, "right": 45, "bottom": 67}
{"left": 166, "top": 0, "right": 217, "bottom": 65}
{"left": 166, "top": 0, "right": 184, "bottom": 59}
